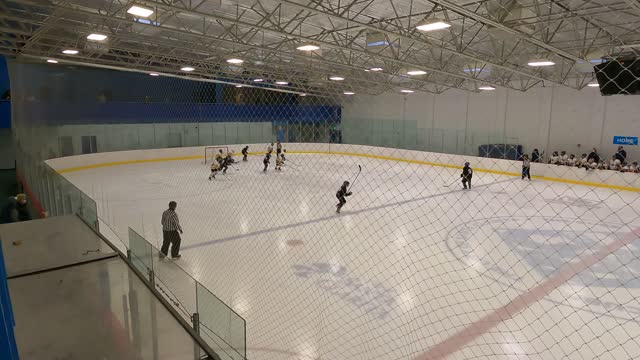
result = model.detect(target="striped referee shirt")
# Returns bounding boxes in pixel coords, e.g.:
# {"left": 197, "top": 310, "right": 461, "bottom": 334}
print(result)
{"left": 161, "top": 209, "right": 183, "bottom": 232}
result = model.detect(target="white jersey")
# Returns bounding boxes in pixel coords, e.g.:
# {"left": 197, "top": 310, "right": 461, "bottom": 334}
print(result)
{"left": 550, "top": 156, "right": 560, "bottom": 164}
{"left": 566, "top": 158, "right": 576, "bottom": 166}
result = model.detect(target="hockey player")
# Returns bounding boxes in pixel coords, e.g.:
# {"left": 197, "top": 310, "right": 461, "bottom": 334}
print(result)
{"left": 275, "top": 153, "right": 284, "bottom": 171}
{"left": 609, "top": 156, "right": 619, "bottom": 171}
{"left": 242, "top": 146, "right": 249, "bottom": 161}
{"left": 522, "top": 154, "right": 531, "bottom": 180}
{"left": 549, "top": 151, "right": 560, "bottom": 165}
{"left": 267, "top": 143, "right": 274, "bottom": 155}
{"left": 461, "top": 162, "right": 473, "bottom": 189}
{"left": 335, "top": 181, "right": 352, "bottom": 213}
{"left": 566, "top": 154, "right": 577, "bottom": 167}
{"left": 281, "top": 149, "right": 287, "bottom": 161}
{"left": 221, "top": 151, "right": 235, "bottom": 174}
{"left": 560, "top": 151, "right": 569, "bottom": 165}
{"left": 263, "top": 152, "right": 271, "bottom": 172}
{"left": 208, "top": 161, "right": 220, "bottom": 180}
{"left": 579, "top": 153, "right": 588, "bottom": 168}
{"left": 215, "top": 149, "right": 225, "bottom": 165}
{"left": 531, "top": 149, "right": 542, "bottom": 163}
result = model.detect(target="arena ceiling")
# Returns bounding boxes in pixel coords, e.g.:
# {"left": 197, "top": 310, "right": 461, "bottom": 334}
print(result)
{"left": 1, "top": 0, "right": 640, "bottom": 97}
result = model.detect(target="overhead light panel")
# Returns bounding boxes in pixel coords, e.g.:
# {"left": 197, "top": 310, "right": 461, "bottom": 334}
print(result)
{"left": 127, "top": 5, "right": 154, "bottom": 18}
{"left": 297, "top": 44, "right": 320, "bottom": 51}
{"left": 62, "top": 49, "right": 78, "bottom": 55}
{"left": 329, "top": 76, "right": 345, "bottom": 81}
{"left": 587, "top": 82, "right": 600, "bottom": 87}
{"left": 415, "top": 19, "right": 451, "bottom": 32}
{"left": 87, "top": 33, "right": 108, "bottom": 41}
{"left": 343, "top": 91, "right": 355, "bottom": 95}
{"left": 299, "top": 93, "right": 307, "bottom": 97}
{"left": 370, "top": 67, "right": 383, "bottom": 72}
{"left": 181, "top": 66, "right": 195, "bottom": 72}
{"left": 478, "top": 86, "right": 496, "bottom": 90}
{"left": 253, "top": 78, "right": 264, "bottom": 82}
{"left": 528, "top": 59, "right": 555, "bottom": 67}
{"left": 400, "top": 89, "right": 414, "bottom": 93}
{"left": 149, "top": 73, "right": 160, "bottom": 76}
{"left": 235, "top": 85, "right": 243, "bottom": 88}
{"left": 226, "top": 58, "right": 244, "bottom": 64}
{"left": 407, "top": 70, "right": 427, "bottom": 76}
{"left": 47, "top": 59, "right": 58, "bottom": 64}
{"left": 275, "top": 81, "right": 289, "bottom": 85}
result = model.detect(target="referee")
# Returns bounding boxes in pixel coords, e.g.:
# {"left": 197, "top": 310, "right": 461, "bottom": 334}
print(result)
{"left": 160, "top": 201, "right": 183, "bottom": 259}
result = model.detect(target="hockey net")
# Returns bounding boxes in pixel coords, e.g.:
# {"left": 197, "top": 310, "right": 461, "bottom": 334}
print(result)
{"left": 204, "top": 146, "right": 229, "bottom": 164}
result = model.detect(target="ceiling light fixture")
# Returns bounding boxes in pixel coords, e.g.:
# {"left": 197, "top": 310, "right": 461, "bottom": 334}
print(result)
{"left": 300, "top": 93, "right": 307, "bottom": 97}
{"left": 149, "top": 73, "right": 160, "bottom": 76}
{"left": 370, "top": 67, "right": 383, "bottom": 72}
{"left": 407, "top": 70, "right": 427, "bottom": 76}
{"left": 47, "top": 59, "right": 59, "bottom": 64}
{"left": 275, "top": 81, "right": 289, "bottom": 85}
{"left": 587, "top": 82, "right": 600, "bottom": 87}
{"left": 181, "top": 66, "right": 195, "bottom": 72}
{"left": 400, "top": 89, "right": 415, "bottom": 93}
{"left": 527, "top": 59, "right": 555, "bottom": 67}
{"left": 235, "top": 85, "right": 243, "bottom": 88}
{"left": 253, "top": 78, "right": 264, "bottom": 82}
{"left": 343, "top": 91, "right": 355, "bottom": 95}
{"left": 62, "top": 49, "right": 79, "bottom": 55}
{"left": 296, "top": 44, "right": 320, "bottom": 51}
{"left": 478, "top": 86, "right": 496, "bottom": 90}
{"left": 87, "top": 33, "right": 108, "bottom": 41}
{"left": 329, "top": 76, "right": 345, "bottom": 81}
{"left": 127, "top": 5, "right": 154, "bottom": 18}
{"left": 415, "top": 19, "right": 451, "bottom": 32}
{"left": 226, "top": 58, "right": 244, "bottom": 64}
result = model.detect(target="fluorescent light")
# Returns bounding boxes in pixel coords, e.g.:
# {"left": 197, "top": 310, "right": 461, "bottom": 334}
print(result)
{"left": 62, "top": 49, "right": 78, "bottom": 55}
{"left": 364, "top": 69, "right": 370, "bottom": 72}
{"left": 127, "top": 5, "right": 154, "bottom": 18}
{"left": 329, "top": 76, "right": 345, "bottom": 81}
{"left": 296, "top": 44, "right": 320, "bottom": 51}
{"left": 370, "top": 67, "right": 383, "bottom": 72}
{"left": 416, "top": 20, "right": 451, "bottom": 32}
{"left": 253, "top": 78, "right": 264, "bottom": 82}
{"left": 587, "top": 82, "right": 600, "bottom": 87}
{"left": 226, "top": 58, "right": 244, "bottom": 64}
{"left": 47, "top": 59, "right": 58, "bottom": 64}
{"left": 407, "top": 70, "right": 427, "bottom": 76}
{"left": 149, "top": 73, "right": 160, "bottom": 76}
{"left": 87, "top": 33, "right": 107, "bottom": 41}
{"left": 528, "top": 59, "right": 555, "bottom": 67}
{"left": 181, "top": 66, "right": 195, "bottom": 72}
{"left": 275, "top": 81, "right": 288, "bottom": 85}
{"left": 478, "top": 86, "right": 496, "bottom": 90}
{"left": 400, "top": 89, "right": 414, "bottom": 93}
{"left": 299, "top": 93, "right": 307, "bottom": 97}
{"left": 343, "top": 91, "right": 355, "bottom": 95}
{"left": 235, "top": 85, "right": 243, "bottom": 88}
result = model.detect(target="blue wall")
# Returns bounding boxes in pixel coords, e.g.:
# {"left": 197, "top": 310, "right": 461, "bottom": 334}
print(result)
{"left": 0, "top": 56, "right": 10, "bottom": 129}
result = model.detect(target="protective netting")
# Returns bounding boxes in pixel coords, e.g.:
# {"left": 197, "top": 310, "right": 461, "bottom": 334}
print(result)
{"left": 8, "top": 58, "right": 640, "bottom": 360}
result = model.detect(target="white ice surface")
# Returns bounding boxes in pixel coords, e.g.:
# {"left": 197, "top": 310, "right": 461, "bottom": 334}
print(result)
{"left": 64, "top": 153, "right": 640, "bottom": 360}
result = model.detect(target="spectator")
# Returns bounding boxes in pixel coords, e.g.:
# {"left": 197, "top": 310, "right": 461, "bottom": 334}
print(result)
{"left": 588, "top": 148, "right": 600, "bottom": 163}
{"left": 160, "top": 201, "right": 183, "bottom": 260}
{"left": 1, "top": 194, "right": 31, "bottom": 224}
{"left": 531, "top": 149, "right": 542, "bottom": 163}
{"left": 615, "top": 146, "right": 627, "bottom": 164}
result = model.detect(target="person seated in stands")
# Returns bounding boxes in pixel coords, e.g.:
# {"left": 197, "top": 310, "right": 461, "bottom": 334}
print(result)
{"left": 621, "top": 162, "right": 634, "bottom": 172}
{"left": 579, "top": 154, "right": 588, "bottom": 167}
{"left": 549, "top": 151, "right": 561, "bottom": 165}
{"left": 609, "top": 156, "right": 621, "bottom": 171}
{"left": 614, "top": 146, "right": 627, "bottom": 164}
{"left": 566, "top": 154, "right": 577, "bottom": 167}
{"left": 531, "top": 149, "right": 542, "bottom": 163}
{"left": 560, "top": 151, "right": 569, "bottom": 165}
{"left": 0, "top": 194, "right": 31, "bottom": 224}
{"left": 589, "top": 159, "right": 598, "bottom": 170}
{"left": 598, "top": 160, "right": 608, "bottom": 170}
{"left": 588, "top": 148, "right": 600, "bottom": 164}
{"left": 632, "top": 162, "right": 639, "bottom": 173}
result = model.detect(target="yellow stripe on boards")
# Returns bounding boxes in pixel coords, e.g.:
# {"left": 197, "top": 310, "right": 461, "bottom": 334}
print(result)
{"left": 55, "top": 149, "right": 640, "bottom": 192}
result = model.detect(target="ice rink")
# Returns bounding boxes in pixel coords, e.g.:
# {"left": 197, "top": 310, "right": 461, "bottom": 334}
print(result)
{"left": 62, "top": 151, "right": 640, "bottom": 360}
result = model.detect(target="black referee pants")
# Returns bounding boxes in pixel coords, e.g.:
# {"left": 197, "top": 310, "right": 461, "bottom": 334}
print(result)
{"left": 161, "top": 230, "right": 181, "bottom": 258}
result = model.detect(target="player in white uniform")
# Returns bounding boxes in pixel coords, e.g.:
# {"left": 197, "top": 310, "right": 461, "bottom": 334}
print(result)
{"left": 549, "top": 151, "right": 560, "bottom": 165}
{"left": 560, "top": 151, "right": 569, "bottom": 165}
{"left": 208, "top": 161, "right": 220, "bottom": 180}
{"left": 566, "top": 154, "right": 577, "bottom": 167}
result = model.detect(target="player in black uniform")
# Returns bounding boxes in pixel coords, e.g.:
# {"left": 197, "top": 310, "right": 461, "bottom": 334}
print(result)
{"left": 242, "top": 146, "right": 249, "bottom": 161}
{"left": 335, "top": 181, "right": 352, "bottom": 213}
{"left": 263, "top": 152, "right": 271, "bottom": 172}
{"left": 276, "top": 141, "right": 283, "bottom": 156}
{"left": 461, "top": 162, "right": 473, "bottom": 189}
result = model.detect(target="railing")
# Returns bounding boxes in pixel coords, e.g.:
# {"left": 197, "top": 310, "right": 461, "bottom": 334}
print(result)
{"left": 129, "top": 228, "right": 246, "bottom": 360}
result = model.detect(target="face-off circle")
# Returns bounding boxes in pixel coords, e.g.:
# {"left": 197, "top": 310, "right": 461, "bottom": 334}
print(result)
{"left": 446, "top": 216, "right": 640, "bottom": 321}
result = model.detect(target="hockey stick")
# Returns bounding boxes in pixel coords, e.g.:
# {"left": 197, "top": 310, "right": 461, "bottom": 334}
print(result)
{"left": 348, "top": 165, "right": 362, "bottom": 191}
{"left": 443, "top": 178, "right": 459, "bottom": 187}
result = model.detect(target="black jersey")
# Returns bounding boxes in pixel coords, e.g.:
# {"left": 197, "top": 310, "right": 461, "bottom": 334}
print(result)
{"left": 336, "top": 184, "right": 351, "bottom": 197}
{"left": 263, "top": 153, "right": 271, "bottom": 163}
{"left": 461, "top": 165, "right": 473, "bottom": 179}
{"left": 242, "top": 147, "right": 248, "bottom": 155}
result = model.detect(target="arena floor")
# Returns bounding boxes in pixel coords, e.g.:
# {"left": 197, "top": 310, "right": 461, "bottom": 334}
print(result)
{"left": 63, "top": 151, "right": 640, "bottom": 360}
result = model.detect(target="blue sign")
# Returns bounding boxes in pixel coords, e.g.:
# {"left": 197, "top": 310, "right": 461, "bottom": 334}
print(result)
{"left": 613, "top": 136, "right": 638, "bottom": 145}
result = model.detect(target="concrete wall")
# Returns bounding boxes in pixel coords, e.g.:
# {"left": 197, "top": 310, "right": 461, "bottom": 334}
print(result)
{"left": 342, "top": 86, "right": 640, "bottom": 161}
